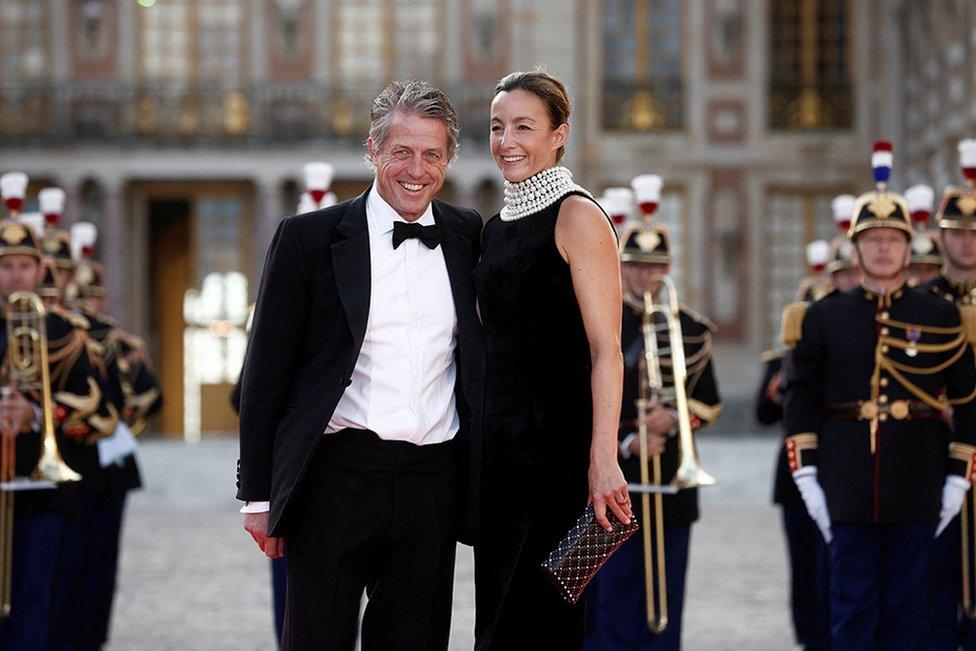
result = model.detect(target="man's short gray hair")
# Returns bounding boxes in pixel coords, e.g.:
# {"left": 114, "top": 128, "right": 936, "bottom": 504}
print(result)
{"left": 367, "top": 80, "right": 461, "bottom": 166}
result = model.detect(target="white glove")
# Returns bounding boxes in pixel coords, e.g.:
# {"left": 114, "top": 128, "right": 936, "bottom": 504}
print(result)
{"left": 936, "top": 475, "right": 971, "bottom": 538}
{"left": 793, "top": 466, "right": 832, "bottom": 544}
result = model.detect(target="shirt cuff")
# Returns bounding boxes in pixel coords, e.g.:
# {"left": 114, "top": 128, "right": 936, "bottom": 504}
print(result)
{"left": 240, "top": 501, "right": 270, "bottom": 514}
{"left": 30, "top": 402, "right": 42, "bottom": 433}
{"left": 666, "top": 408, "right": 679, "bottom": 437}
{"left": 619, "top": 433, "right": 638, "bottom": 460}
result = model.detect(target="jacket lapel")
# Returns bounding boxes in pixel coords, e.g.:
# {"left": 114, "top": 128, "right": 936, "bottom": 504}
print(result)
{"left": 332, "top": 189, "right": 371, "bottom": 357}
{"left": 433, "top": 202, "right": 475, "bottom": 327}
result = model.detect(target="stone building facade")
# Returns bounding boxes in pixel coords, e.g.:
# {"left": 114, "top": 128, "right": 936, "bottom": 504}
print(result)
{"left": 0, "top": 0, "right": 927, "bottom": 434}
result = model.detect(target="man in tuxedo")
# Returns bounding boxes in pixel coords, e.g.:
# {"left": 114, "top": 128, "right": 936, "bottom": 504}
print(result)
{"left": 236, "top": 80, "right": 484, "bottom": 650}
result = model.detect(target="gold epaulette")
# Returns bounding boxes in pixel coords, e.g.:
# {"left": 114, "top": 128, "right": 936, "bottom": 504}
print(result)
{"left": 959, "top": 304, "right": 976, "bottom": 346}
{"left": 47, "top": 304, "right": 89, "bottom": 330}
{"left": 65, "top": 312, "right": 90, "bottom": 330}
{"left": 760, "top": 348, "right": 789, "bottom": 363}
{"left": 779, "top": 302, "right": 808, "bottom": 347}
{"left": 679, "top": 303, "right": 717, "bottom": 333}
{"left": 816, "top": 286, "right": 837, "bottom": 300}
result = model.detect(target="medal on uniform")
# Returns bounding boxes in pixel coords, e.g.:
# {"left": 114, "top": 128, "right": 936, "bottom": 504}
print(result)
{"left": 906, "top": 326, "right": 920, "bottom": 357}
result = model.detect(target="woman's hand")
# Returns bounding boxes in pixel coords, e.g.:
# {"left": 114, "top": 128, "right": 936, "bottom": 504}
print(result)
{"left": 589, "top": 453, "right": 633, "bottom": 532}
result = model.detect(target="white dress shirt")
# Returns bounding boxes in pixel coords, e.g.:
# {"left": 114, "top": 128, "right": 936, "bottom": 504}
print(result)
{"left": 243, "top": 188, "right": 459, "bottom": 514}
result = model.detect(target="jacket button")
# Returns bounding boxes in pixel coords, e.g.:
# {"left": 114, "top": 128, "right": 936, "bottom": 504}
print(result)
{"left": 343, "top": 377, "right": 352, "bottom": 387}
{"left": 880, "top": 377, "right": 889, "bottom": 387}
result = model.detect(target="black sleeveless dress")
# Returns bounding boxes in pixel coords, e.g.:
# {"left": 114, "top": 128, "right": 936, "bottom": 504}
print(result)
{"left": 473, "top": 191, "right": 599, "bottom": 650}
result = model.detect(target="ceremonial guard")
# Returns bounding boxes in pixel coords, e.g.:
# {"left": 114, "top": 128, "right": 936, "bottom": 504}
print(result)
{"left": 764, "top": 224, "right": 858, "bottom": 651}
{"left": 921, "top": 139, "right": 976, "bottom": 650}
{"left": 58, "top": 222, "right": 160, "bottom": 651}
{"left": 904, "top": 184, "right": 942, "bottom": 286}
{"left": 784, "top": 142, "right": 976, "bottom": 649}
{"left": 0, "top": 173, "right": 105, "bottom": 651}
{"left": 586, "top": 175, "right": 722, "bottom": 651}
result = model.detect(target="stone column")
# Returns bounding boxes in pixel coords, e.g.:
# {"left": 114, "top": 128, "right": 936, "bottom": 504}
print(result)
{"left": 252, "top": 177, "right": 284, "bottom": 295}
{"left": 100, "top": 177, "right": 131, "bottom": 325}
{"left": 61, "top": 176, "right": 86, "bottom": 228}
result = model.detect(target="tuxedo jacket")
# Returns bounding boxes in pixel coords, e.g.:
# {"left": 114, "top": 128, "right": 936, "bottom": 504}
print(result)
{"left": 237, "top": 189, "right": 485, "bottom": 542}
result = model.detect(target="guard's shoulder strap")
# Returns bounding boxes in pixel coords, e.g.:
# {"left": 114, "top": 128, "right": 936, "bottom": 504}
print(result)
{"left": 779, "top": 302, "right": 808, "bottom": 347}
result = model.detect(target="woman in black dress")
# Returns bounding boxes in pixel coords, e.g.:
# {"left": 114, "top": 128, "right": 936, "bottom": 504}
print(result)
{"left": 473, "top": 70, "right": 632, "bottom": 650}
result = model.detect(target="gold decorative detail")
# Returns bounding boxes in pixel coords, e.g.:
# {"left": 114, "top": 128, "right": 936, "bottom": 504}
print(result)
{"left": 858, "top": 401, "right": 878, "bottom": 420}
{"left": 869, "top": 194, "right": 898, "bottom": 219}
{"left": 959, "top": 194, "right": 976, "bottom": 217}
{"left": 76, "top": 265, "right": 93, "bottom": 286}
{"left": 137, "top": 94, "right": 157, "bottom": 135}
{"left": 43, "top": 238, "right": 61, "bottom": 254}
{"left": 796, "top": 87, "right": 823, "bottom": 129}
{"left": 687, "top": 398, "right": 723, "bottom": 424}
{"left": 631, "top": 90, "right": 662, "bottom": 131}
{"left": 2, "top": 224, "right": 27, "bottom": 245}
{"left": 636, "top": 231, "right": 660, "bottom": 252}
{"left": 223, "top": 91, "right": 250, "bottom": 136}
{"left": 331, "top": 97, "right": 353, "bottom": 135}
{"left": 889, "top": 400, "right": 910, "bottom": 420}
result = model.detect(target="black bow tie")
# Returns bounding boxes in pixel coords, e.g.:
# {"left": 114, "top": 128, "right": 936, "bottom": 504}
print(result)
{"left": 392, "top": 221, "right": 442, "bottom": 250}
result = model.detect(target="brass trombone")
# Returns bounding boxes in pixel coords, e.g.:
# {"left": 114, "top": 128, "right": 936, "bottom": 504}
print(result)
{"left": 628, "top": 275, "right": 716, "bottom": 633}
{"left": 0, "top": 290, "right": 81, "bottom": 618}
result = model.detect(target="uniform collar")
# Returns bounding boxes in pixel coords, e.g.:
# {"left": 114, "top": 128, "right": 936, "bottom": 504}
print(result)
{"left": 939, "top": 268, "right": 976, "bottom": 297}
{"left": 366, "top": 185, "right": 435, "bottom": 236}
{"left": 858, "top": 278, "right": 907, "bottom": 307}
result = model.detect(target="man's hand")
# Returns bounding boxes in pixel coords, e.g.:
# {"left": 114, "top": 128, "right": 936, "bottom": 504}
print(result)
{"left": 765, "top": 371, "right": 785, "bottom": 404}
{"left": 627, "top": 431, "right": 667, "bottom": 458}
{"left": 0, "top": 386, "right": 35, "bottom": 440}
{"left": 243, "top": 511, "right": 285, "bottom": 559}
{"left": 641, "top": 405, "right": 678, "bottom": 438}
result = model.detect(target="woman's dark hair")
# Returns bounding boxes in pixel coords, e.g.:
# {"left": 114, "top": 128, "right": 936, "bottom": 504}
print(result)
{"left": 494, "top": 69, "right": 571, "bottom": 163}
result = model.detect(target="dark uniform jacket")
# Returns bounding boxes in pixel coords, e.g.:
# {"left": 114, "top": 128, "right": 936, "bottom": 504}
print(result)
{"left": 784, "top": 283, "right": 976, "bottom": 524}
{"left": 758, "top": 350, "right": 805, "bottom": 509}
{"left": 82, "top": 310, "right": 160, "bottom": 495}
{"left": 619, "top": 301, "right": 722, "bottom": 527}
{"left": 237, "top": 189, "right": 486, "bottom": 541}
{"left": 923, "top": 271, "right": 976, "bottom": 305}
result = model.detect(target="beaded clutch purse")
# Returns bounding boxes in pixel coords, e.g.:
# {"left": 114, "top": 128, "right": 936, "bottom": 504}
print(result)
{"left": 541, "top": 505, "right": 639, "bottom": 604}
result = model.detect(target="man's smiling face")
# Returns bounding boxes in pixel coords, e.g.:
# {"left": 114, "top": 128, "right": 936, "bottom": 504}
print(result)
{"left": 368, "top": 111, "right": 449, "bottom": 222}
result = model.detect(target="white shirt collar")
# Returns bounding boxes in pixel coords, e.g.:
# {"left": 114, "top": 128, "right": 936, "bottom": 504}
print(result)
{"left": 367, "top": 185, "right": 436, "bottom": 235}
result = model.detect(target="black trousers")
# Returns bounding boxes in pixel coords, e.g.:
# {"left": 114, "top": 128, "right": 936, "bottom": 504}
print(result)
{"left": 282, "top": 428, "right": 458, "bottom": 651}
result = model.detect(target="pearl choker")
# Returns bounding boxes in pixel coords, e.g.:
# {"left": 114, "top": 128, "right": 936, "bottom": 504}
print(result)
{"left": 500, "top": 166, "right": 593, "bottom": 221}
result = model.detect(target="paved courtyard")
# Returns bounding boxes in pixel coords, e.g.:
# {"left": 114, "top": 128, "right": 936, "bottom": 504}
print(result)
{"left": 105, "top": 431, "right": 794, "bottom": 650}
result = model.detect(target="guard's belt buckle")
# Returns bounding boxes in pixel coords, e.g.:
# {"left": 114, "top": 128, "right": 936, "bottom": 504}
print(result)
{"left": 858, "top": 399, "right": 911, "bottom": 420}
{"left": 858, "top": 400, "right": 878, "bottom": 420}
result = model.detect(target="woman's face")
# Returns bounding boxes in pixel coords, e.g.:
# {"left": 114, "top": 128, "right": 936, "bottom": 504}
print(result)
{"left": 489, "top": 89, "right": 568, "bottom": 183}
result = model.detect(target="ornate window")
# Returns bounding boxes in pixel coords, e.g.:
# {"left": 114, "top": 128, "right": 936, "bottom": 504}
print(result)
{"left": 602, "top": 0, "right": 683, "bottom": 132}
{"left": 464, "top": 0, "right": 508, "bottom": 78}
{"left": 139, "top": 0, "right": 246, "bottom": 80}
{"left": 0, "top": 0, "right": 50, "bottom": 80}
{"left": 197, "top": 0, "right": 246, "bottom": 82}
{"left": 769, "top": 0, "right": 853, "bottom": 130}
{"left": 763, "top": 191, "right": 841, "bottom": 345}
{"left": 335, "top": 1, "right": 386, "bottom": 80}
{"left": 334, "top": 0, "right": 443, "bottom": 81}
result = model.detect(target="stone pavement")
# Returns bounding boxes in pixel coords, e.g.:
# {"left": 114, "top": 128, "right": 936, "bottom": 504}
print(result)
{"left": 105, "top": 433, "right": 794, "bottom": 650}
